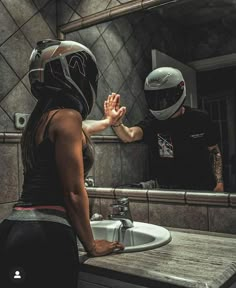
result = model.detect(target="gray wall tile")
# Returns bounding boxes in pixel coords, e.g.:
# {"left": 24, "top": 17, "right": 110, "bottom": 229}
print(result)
{"left": 96, "top": 76, "right": 112, "bottom": 110}
{"left": 61, "top": 0, "right": 82, "bottom": 11}
{"left": 130, "top": 200, "right": 149, "bottom": 223}
{"left": 125, "top": 35, "right": 143, "bottom": 65}
{"left": 115, "top": 46, "right": 134, "bottom": 79}
{"left": 102, "top": 23, "right": 124, "bottom": 57}
{"left": 21, "top": 75, "right": 32, "bottom": 94}
{"left": 94, "top": 143, "right": 121, "bottom": 187}
{"left": 118, "top": 0, "right": 134, "bottom": 3}
{"left": 0, "top": 107, "right": 15, "bottom": 132}
{"left": 120, "top": 143, "right": 149, "bottom": 186}
{"left": 91, "top": 36, "right": 113, "bottom": 74}
{"left": 89, "top": 197, "right": 101, "bottom": 217}
{"left": 107, "top": 0, "right": 120, "bottom": 9}
{"left": 86, "top": 104, "right": 103, "bottom": 122}
{"left": 0, "top": 30, "right": 33, "bottom": 78}
{"left": 1, "top": 82, "right": 36, "bottom": 121}
{"left": 40, "top": 0, "right": 57, "bottom": 36}
{"left": 117, "top": 81, "right": 135, "bottom": 112}
{"left": 97, "top": 22, "right": 111, "bottom": 35}
{"left": 21, "top": 13, "right": 55, "bottom": 47}
{"left": 57, "top": 0, "right": 75, "bottom": 25}
{"left": 69, "top": 12, "right": 81, "bottom": 22}
{"left": 100, "top": 198, "right": 114, "bottom": 219}
{"left": 66, "top": 30, "right": 85, "bottom": 45}
{"left": 208, "top": 207, "right": 236, "bottom": 234}
{"left": 0, "top": 2, "right": 18, "bottom": 45}
{"left": 0, "top": 144, "right": 19, "bottom": 203}
{"left": 0, "top": 55, "right": 19, "bottom": 101}
{"left": 2, "top": 0, "right": 37, "bottom": 27}
{"left": 113, "top": 17, "right": 133, "bottom": 43}
{"left": 103, "top": 60, "right": 125, "bottom": 93}
{"left": 127, "top": 98, "right": 147, "bottom": 126}
{"left": 33, "top": 0, "right": 50, "bottom": 10}
{"left": 79, "top": 26, "right": 101, "bottom": 49}
{"left": 76, "top": 0, "right": 110, "bottom": 17}
{"left": 149, "top": 203, "right": 208, "bottom": 231}
{"left": 126, "top": 67, "right": 143, "bottom": 97}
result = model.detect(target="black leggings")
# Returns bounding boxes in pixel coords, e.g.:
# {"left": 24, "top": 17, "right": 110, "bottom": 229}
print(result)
{"left": 0, "top": 219, "right": 79, "bottom": 288}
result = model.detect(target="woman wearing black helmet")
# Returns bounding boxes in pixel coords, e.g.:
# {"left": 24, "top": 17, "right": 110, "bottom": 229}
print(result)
{"left": 0, "top": 39, "right": 124, "bottom": 288}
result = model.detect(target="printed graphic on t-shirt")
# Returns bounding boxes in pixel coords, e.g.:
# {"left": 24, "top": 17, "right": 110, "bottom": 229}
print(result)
{"left": 157, "top": 133, "right": 174, "bottom": 158}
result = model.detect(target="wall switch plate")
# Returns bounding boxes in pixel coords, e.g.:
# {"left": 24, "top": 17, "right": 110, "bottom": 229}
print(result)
{"left": 14, "top": 113, "right": 30, "bottom": 130}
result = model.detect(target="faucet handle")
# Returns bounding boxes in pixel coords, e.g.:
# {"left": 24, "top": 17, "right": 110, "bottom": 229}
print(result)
{"left": 116, "top": 197, "right": 129, "bottom": 205}
{"left": 110, "top": 204, "right": 127, "bottom": 215}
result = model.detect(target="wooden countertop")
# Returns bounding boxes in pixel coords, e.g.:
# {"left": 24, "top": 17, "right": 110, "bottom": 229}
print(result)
{"left": 79, "top": 228, "right": 236, "bottom": 288}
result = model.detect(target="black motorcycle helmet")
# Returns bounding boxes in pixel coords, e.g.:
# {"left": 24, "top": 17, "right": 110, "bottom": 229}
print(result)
{"left": 29, "top": 39, "right": 98, "bottom": 120}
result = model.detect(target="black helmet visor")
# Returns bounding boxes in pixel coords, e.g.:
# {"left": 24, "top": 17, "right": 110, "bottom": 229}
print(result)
{"left": 145, "top": 83, "right": 184, "bottom": 110}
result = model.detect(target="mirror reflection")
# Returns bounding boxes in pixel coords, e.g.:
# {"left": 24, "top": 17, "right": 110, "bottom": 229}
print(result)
{"left": 65, "top": 0, "right": 236, "bottom": 192}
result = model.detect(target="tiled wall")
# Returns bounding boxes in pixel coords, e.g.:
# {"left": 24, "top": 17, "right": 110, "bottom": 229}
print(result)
{"left": 60, "top": 0, "right": 186, "bottom": 189}
{"left": 0, "top": 0, "right": 57, "bottom": 218}
{"left": 91, "top": 142, "right": 150, "bottom": 187}
{"left": 62, "top": 2, "right": 186, "bottom": 133}
{"left": 88, "top": 187, "right": 236, "bottom": 234}
{"left": 186, "top": 20, "right": 236, "bottom": 61}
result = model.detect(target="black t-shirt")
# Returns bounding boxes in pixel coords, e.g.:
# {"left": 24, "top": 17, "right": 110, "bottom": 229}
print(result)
{"left": 136, "top": 106, "right": 220, "bottom": 190}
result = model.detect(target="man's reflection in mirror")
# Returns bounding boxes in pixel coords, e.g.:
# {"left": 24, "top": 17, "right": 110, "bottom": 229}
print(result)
{"left": 83, "top": 67, "right": 224, "bottom": 192}
{"left": 103, "top": 67, "right": 224, "bottom": 192}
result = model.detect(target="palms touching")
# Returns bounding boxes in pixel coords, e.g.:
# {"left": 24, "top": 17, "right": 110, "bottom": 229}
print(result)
{"left": 104, "top": 93, "right": 126, "bottom": 125}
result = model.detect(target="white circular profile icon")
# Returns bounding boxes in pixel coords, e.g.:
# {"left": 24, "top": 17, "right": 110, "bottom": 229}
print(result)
{"left": 10, "top": 267, "right": 25, "bottom": 283}
{"left": 14, "top": 270, "right": 21, "bottom": 279}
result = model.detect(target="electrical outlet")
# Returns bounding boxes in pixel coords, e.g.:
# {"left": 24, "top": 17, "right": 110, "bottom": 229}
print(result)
{"left": 14, "top": 113, "right": 30, "bottom": 130}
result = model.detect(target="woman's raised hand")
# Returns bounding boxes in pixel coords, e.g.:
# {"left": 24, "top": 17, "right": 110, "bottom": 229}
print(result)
{"left": 104, "top": 93, "right": 126, "bottom": 126}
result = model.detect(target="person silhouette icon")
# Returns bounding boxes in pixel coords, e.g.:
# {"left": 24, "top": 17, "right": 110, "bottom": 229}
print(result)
{"left": 14, "top": 270, "right": 21, "bottom": 279}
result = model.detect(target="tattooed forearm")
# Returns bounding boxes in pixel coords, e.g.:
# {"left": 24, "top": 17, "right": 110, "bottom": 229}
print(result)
{"left": 209, "top": 145, "right": 223, "bottom": 183}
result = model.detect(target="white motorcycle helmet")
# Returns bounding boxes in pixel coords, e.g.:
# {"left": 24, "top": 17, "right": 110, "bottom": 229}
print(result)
{"left": 144, "top": 67, "right": 186, "bottom": 120}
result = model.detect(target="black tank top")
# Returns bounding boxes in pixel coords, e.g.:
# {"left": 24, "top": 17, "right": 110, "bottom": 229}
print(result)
{"left": 15, "top": 110, "right": 94, "bottom": 207}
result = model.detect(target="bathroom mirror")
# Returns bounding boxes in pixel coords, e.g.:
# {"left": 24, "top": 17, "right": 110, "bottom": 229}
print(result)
{"left": 59, "top": 0, "right": 236, "bottom": 192}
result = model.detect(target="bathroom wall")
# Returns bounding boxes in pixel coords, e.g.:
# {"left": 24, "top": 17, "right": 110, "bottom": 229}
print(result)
{"left": 0, "top": 0, "right": 57, "bottom": 219}
{"left": 186, "top": 20, "right": 236, "bottom": 61}
{"left": 61, "top": 0, "right": 186, "bottom": 133}
{"left": 0, "top": 0, "right": 235, "bottom": 228}
{"left": 60, "top": 0, "right": 186, "bottom": 187}
{"left": 88, "top": 187, "right": 236, "bottom": 234}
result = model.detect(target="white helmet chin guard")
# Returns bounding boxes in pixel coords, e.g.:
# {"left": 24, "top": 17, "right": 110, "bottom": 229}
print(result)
{"left": 144, "top": 67, "right": 186, "bottom": 120}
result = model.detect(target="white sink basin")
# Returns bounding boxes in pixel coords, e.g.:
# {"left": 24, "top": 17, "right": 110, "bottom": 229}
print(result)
{"left": 78, "top": 220, "right": 171, "bottom": 253}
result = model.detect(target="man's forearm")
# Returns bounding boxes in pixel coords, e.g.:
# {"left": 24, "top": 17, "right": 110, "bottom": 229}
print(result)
{"left": 112, "top": 124, "right": 143, "bottom": 143}
{"left": 209, "top": 144, "right": 224, "bottom": 184}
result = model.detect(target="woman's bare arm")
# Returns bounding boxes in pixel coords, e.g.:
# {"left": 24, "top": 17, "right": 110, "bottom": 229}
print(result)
{"left": 51, "top": 109, "right": 124, "bottom": 255}
{"left": 82, "top": 119, "right": 111, "bottom": 136}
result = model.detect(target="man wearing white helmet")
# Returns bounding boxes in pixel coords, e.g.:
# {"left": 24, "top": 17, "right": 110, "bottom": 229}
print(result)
{"left": 102, "top": 67, "right": 224, "bottom": 192}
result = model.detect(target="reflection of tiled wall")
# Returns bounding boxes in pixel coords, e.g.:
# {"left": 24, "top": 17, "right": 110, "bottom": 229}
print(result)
{"left": 63, "top": 7, "right": 185, "bottom": 133}
{"left": 88, "top": 188, "right": 236, "bottom": 234}
{"left": 0, "top": 0, "right": 57, "bottom": 218}
{"left": 61, "top": 0, "right": 185, "bottom": 187}
{"left": 186, "top": 21, "right": 236, "bottom": 61}
{"left": 92, "top": 142, "right": 150, "bottom": 187}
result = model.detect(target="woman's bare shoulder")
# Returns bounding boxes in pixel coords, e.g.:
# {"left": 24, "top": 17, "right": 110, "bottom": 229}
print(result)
{"left": 50, "top": 109, "right": 83, "bottom": 139}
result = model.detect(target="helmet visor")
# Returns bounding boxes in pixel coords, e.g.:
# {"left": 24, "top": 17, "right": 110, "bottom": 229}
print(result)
{"left": 145, "top": 83, "right": 184, "bottom": 111}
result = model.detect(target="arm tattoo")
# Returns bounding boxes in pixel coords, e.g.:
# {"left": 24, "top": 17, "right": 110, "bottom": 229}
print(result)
{"left": 209, "top": 145, "right": 223, "bottom": 183}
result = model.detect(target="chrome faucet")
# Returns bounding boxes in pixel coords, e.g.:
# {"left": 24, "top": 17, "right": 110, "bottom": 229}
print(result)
{"left": 109, "top": 197, "right": 133, "bottom": 228}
